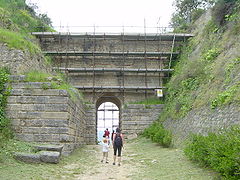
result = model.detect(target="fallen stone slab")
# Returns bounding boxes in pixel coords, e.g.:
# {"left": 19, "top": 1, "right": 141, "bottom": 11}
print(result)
{"left": 34, "top": 144, "right": 64, "bottom": 154}
{"left": 39, "top": 151, "right": 61, "bottom": 164}
{"left": 13, "top": 152, "right": 41, "bottom": 163}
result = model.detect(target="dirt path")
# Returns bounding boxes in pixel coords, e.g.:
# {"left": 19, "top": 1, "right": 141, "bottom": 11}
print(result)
{"left": 0, "top": 137, "right": 219, "bottom": 180}
{"left": 65, "top": 138, "right": 218, "bottom": 180}
{"left": 73, "top": 143, "right": 137, "bottom": 180}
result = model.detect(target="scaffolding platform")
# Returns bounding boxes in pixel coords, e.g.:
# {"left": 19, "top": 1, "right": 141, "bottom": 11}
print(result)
{"left": 44, "top": 51, "right": 179, "bottom": 57}
{"left": 74, "top": 86, "right": 165, "bottom": 90}
{"left": 32, "top": 32, "right": 194, "bottom": 41}
{"left": 53, "top": 67, "right": 174, "bottom": 73}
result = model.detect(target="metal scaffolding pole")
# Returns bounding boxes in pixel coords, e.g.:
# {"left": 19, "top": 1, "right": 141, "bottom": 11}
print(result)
{"left": 122, "top": 26, "right": 125, "bottom": 104}
{"left": 93, "top": 25, "right": 96, "bottom": 103}
{"left": 52, "top": 67, "right": 174, "bottom": 73}
{"left": 144, "top": 19, "right": 148, "bottom": 99}
{"left": 43, "top": 51, "right": 179, "bottom": 57}
{"left": 32, "top": 32, "right": 194, "bottom": 41}
{"left": 157, "top": 31, "right": 162, "bottom": 87}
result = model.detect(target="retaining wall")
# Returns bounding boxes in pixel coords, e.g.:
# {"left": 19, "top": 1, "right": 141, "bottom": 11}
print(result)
{"left": 6, "top": 77, "right": 87, "bottom": 155}
{"left": 163, "top": 104, "right": 240, "bottom": 146}
{"left": 0, "top": 43, "right": 51, "bottom": 74}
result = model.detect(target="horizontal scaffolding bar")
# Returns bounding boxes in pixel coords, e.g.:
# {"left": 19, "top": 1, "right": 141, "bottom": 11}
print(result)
{"left": 53, "top": 67, "right": 174, "bottom": 73}
{"left": 32, "top": 32, "right": 194, "bottom": 41}
{"left": 44, "top": 51, "right": 179, "bottom": 57}
{"left": 74, "top": 86, "right": 165, "bottom": 90}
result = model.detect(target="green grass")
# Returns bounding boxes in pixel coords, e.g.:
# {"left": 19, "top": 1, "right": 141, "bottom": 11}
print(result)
{"left": 0, "top": 0, "right": 54, "bottom": 54}
{"left": 25, "top": 71, "right": 84, "bottom": 102}
{"left": 0, "top": 143, "right": 98, "bottom": 180}
{"left": 0, "top": 28, "right": 40, "bottom": 54}
{"left": 128, "top": 137, "right": 219, "bottom": 180}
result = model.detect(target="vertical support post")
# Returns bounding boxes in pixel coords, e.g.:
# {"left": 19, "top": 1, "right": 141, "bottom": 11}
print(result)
{"left": 65, "top": 31, "right": 70, "bottom": 82}
{"left": 144, "top": 19, "right": 148, "bottom": 99}
{"left": 157, "top": 32, "right": 162, "bottom": 87}
{"left": 122, "top": 26, "right": 125, "bottom": 104}
{"left": 93, "top": 25, "right": 96, "bottom": 103}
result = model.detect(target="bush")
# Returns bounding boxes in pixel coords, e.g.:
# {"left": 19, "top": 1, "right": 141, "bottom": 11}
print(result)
{"left": 0, "top": 68, "right": 12, "bottom": 144}
{"left": 142, "top": 122, "right": 172, "bottom": 147}
{"left": 184, "top": 126, "right": 240, "bottom": 179}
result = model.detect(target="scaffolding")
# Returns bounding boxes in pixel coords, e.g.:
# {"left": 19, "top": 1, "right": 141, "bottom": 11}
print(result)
{"left": 33, "top": 28, "right": 193, "bottom": 104}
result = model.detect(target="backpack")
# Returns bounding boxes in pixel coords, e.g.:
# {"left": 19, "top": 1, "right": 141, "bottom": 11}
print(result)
{"left": 114, "top": 133, "right": 123, "bottom": 147}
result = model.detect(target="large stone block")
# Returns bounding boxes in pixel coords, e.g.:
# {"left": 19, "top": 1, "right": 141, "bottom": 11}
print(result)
{"left": 13, "top": 152, "right": 41, "bottom": 163}
{"left": 39, "top": 151, "right": 61, "bottom": 163}
{"left": 34, "top": 145, "right": 64, "bottom": 154}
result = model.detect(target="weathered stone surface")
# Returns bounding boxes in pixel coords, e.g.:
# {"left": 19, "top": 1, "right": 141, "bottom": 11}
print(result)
{"left": 34, "top": 145, "right": 63, "bottom": 154}
{"left": 13, "top": 152, "right": 41, "bottom": 163}
{"left": 0, "top": 43, "right": 51, "bottom": 74}
{"left": 39, "top": 151, "right": 61, "bottom": 163}
{"left": 121, "top": 104, "right": 163, "bottom": 137}
{"left": 7, "top": 82, "right": 88, "bottom": 155}
{"left": 163, "top": 104, "right": 240, "bottom": 146}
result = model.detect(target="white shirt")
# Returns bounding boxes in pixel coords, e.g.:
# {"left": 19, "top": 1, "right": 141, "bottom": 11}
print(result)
{"left": 102, "top": 142, "right": 109, "bottom": 152}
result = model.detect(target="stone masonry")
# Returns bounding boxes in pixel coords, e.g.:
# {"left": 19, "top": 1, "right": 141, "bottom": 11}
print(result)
{"left": 32, "top": 32, "right": 193, "bottom": 104}
{"left": 163, "top": 104, "right": 240, "bottom": 146}
{"left": 122, "top": 104, "right": 164, "bottom": 137}
{"left": 6, "top": 77, "right": 89, "bottom": 155}
{"left": 0, "top": 43, "right": 51, "bottom": 74}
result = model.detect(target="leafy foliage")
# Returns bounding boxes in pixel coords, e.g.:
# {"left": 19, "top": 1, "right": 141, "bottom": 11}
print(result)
{"left": 184, "top": 126, "right": 240, "bottom": 179}
{"left": 212, "top": 0, "right": 239, "bottom": 26}
{"left": 0, "top": 68, "right": 12, "bottom": 146}
{"left": 171, "top": 0, "right": 215, "bottom": 32}
{"left": 0, "top": 0, "right": 54, "bottom": 53}
{"left": 211, "top": 83, "right": 240, "bottom": 108}
{"left": 142, "top": 122, "right": 172, "bottom": 147}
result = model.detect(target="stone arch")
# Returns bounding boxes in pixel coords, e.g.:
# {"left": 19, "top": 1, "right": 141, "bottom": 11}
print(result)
{"left": 95, "top": 93, "right": 122, "bottom": 141}
{"left": 96, "top": 93, "right": 122, "bottom": 110}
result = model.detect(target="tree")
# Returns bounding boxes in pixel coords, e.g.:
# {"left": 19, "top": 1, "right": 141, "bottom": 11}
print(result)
{"left": 171, "top": 0, "right": 216, "bottom": 31}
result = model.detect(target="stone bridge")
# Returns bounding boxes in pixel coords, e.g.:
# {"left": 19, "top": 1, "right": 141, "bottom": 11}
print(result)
{"left": 7, "top": 32, "right": 193, "bottom": 154}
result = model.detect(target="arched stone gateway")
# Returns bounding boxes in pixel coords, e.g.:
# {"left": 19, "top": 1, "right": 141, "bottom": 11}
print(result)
{"left": 96, "top": 95, "right": 121, "bottom": 142}
{"left": 7, "top": 32, "right": 193, "bottom": 154}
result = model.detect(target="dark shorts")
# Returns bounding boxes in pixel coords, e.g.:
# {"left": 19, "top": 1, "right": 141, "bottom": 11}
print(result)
{"left": 113, "top": 145, "right": 122, "bottom": 157}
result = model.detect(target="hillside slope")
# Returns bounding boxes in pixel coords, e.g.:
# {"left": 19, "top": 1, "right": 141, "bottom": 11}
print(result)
{"left": 162, "top": 3, "right": 240, "bottom": 144}
{"left": 0, "top": 0, "right": 52, "bottom": 73}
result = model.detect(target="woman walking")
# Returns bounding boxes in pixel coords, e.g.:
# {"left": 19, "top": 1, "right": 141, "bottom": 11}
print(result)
{"left": 112, "top": 128, "right": 123, "bottom": 166}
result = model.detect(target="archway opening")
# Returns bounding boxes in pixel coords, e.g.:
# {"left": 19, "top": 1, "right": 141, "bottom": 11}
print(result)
{"left": 97, "top": 102, "right": 119, "bottom": 142}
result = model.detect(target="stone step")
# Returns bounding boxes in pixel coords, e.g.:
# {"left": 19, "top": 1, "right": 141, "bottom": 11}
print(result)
{"left": 14, "top": 151, "right": 61, "bottom": 164}
{"left": 34, "top": 144, "right": 64, "bottom": 154}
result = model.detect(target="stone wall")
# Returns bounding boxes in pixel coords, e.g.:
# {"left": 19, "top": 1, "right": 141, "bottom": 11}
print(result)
{"left": 0, "top": 43, "right": 51, "bottom": 74}
{"left": 122, "top": 104, "right": 164, "bottom": 137}
{"left": 85, "top": 104, "right": 97, "bottom": 144}
{"left": 163, "top": 104, "right": 240, "bottom": 146}
{"left": 6, "top": 77, "right": 87, "bottom": 155}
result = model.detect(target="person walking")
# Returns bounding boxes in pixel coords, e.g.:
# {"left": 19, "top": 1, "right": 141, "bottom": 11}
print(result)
{"left": 104, "top": 128, "right": 110, "bottom": 138}
{"left": 101, "top": 138, "right": 109, "bottom": 163}
{"left": 112, "top": 128, "right": 123, "bottom": 166}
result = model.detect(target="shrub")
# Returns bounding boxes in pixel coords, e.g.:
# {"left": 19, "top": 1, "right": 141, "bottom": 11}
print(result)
{"left": 0, "top": 68, "right": 12, "bottom": 145}
{"left": 142, "top": 122, "right": 172, "bottom": 147}
{"left": 211, "top": 83, "right": 240, "bottom": 109}
{"left": 184, "top": 126, "right": 240, "bottom": 179}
